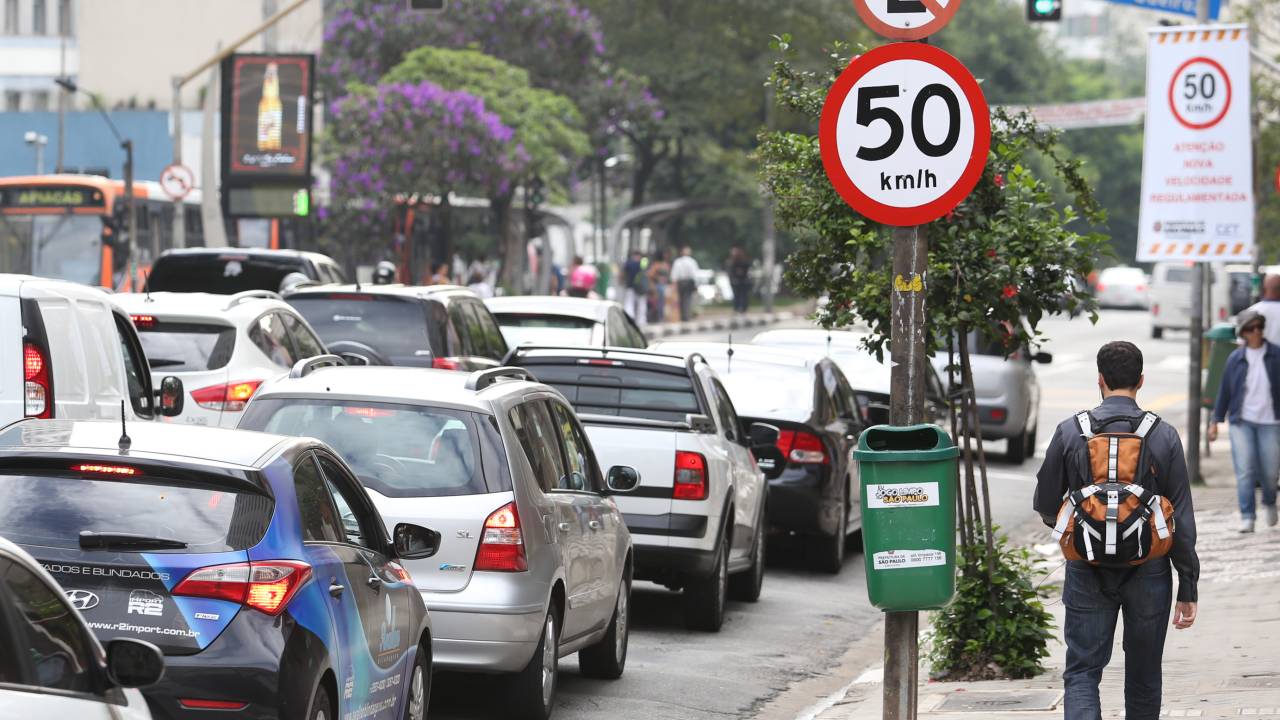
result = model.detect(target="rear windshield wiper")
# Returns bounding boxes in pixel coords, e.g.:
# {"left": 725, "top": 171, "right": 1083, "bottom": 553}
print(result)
{"left": 79, "top": 531, "right": 188, "bottom": 550}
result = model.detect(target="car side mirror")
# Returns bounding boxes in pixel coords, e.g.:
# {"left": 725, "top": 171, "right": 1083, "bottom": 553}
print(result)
{"left": 1034, "top": 352, "right": 1053, "bottom": 364}
{"left": 605, "top": 465, "right": 640, "bottom": 494}
{"left": 106, "top": 639, "right": 165, "bottom": 688}
{"left": 393, "top": 523, "right": 441, "bottom": 560}
{"left": 866, "top": 402, "right": 891, "bottom": 426}
{"left": 159, "top": 376, "right": 184, "bottom": 417}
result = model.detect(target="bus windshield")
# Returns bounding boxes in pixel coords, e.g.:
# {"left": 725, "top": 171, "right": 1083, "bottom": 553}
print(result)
{"left": 0, "top": 214, "right": 102, "bottom": 285}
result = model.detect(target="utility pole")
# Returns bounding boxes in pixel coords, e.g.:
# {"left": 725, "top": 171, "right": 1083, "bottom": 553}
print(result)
{"left": 56, "top": 35, "right": 66, "bottom": 173}
{"left": 761, "top": 83, "right": 777, "bottom": 312}
{"left": 124, "top": 139, "right": 137, "bottom": 287}
{"left": 1186, "top": 0, "right": 1212, "bottom": 482}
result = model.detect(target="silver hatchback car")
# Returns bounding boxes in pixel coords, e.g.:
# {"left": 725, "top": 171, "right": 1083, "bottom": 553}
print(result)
{"left": 239, "top": 359, "right": 637, "bottom": 720}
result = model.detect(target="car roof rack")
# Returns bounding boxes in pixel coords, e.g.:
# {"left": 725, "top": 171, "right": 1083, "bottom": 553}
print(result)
{"left": 501, "top": 344, "right": 682, "bottom": 366}
{"left": 224, "top": 289, "right": 282, "bottom": 310}
{"left": 289, "top": 354, "right": 347, "bottom": 379}
{"left": 465, "top": 367, "right": 537, "bottom": 392}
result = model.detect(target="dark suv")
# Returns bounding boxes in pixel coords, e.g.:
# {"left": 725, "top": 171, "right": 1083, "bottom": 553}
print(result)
{"left": 283, "top": 284, "right": 509, "bottom": 369}
{"left": 146, "top": 248, "right": 347, "bottom": 294}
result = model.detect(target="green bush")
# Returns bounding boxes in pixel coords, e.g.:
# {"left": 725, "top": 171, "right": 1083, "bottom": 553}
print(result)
{"left": 926, "top": 535, "right": 1055, "bottom": 681}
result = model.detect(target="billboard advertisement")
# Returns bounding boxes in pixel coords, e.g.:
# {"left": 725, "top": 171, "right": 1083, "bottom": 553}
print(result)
{"left": 221, "top": 53, "right": 314, "bottom": 181}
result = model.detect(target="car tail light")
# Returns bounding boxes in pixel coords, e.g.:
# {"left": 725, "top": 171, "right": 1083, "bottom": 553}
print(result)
{"left": 990, "top": 407, "right": 1008, "bottom": 422}
{"left": 673, "top": 451, "right": 708, "bottom": 500}
{"left": 190, "top": 380, "right": 262, "bottom": 411}
{"left": 179, "top": 699, "right": 249, "bottom": 711}
{"left": 776, "top": 429, "right": 829, "bottom": 465}
{"left": 73, "top": 464, "right": 138, "bottom": 476}
{"left": 579, "top": 358, "right": 623, "bottom": 367}
{"left": 23, "top": 342, "right": 52, "bottom": 419}
{"left": 1136, "top": 284, "right": 1148, "bottom": 292}
{"left": 173, "top": 561, "right": 312, "bottom": 616}
{"left": 130, "top": 314, "right": 156, "bottom": 329}
{"left": 474, "top": 502, "right": 527, "bottom": 572}
{"left": 1095, "top": 283, "right": 1106, "bottom": 292}
{"left": 432, "top": 357, "right": 461, "bottom": 371}
{"left": 1152, "top": 303, "right": 1160, "bottom": 316}
{"left": 343, "top": 406, "right": 395, "bottom": 418}
{"left": 1219, "top": 306, "right": 1228, "bottom": 320}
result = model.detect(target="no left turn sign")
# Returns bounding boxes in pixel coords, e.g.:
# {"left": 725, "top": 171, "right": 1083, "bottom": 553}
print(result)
{"left": 160, "top": 163, "right": 195, "bottom": 201}
{"left": 853, "top": 0, "right": 963, "bottom": 41}
{"left": 819, "top": 43, "right": 990, "bottom": 227}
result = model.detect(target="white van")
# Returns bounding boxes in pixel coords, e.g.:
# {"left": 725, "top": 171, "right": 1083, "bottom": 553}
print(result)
{"left": 1149, "top": 262, "right": 1255, "bottom": 338}
{"left": 1, "top": 275, "right": 183, "bottom": 425}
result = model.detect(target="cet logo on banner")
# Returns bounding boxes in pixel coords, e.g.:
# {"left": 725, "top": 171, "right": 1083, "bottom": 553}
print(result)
{"left": 1136, "top": 25, "right": 1253, "bottom": 263}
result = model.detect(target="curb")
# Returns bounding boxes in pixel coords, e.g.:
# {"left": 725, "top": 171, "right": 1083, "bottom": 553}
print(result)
{"left": 641, "top": 311, "right": 795, "bottom": 342}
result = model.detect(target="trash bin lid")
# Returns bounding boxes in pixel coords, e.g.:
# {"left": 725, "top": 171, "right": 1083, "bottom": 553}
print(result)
{"left": 1206, "top": 322, "right": 1237, "bottom": 341}
{"left": 854, "top": 424, "right": 958, "bottom": 462}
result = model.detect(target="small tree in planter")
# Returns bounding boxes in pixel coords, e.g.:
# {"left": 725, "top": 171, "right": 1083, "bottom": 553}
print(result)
{"left": 758, "top": 38, "right": 1108, "bottom": 680}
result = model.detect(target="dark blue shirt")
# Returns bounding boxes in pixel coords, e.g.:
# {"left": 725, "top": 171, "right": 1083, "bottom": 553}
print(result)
{"left": 1212, "top": 341, "right": 1280, "bottom": 424}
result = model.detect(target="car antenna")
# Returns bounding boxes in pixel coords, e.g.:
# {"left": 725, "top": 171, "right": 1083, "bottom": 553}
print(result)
{"left": 143, "top": 269, "right": 152, "bottom": 302}
{"left": 118, "top": 400, "right": 131, "bottom": 452}
{"left": 826, "top": 332, "right": 832, "bottom": 357}
{"left": 726, "top": 334, "right": 733, "bottom": 374}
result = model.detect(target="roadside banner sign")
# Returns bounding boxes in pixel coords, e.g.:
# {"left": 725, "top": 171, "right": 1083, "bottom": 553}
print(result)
{"left": 819, "top": 43, "right": 990, "bottom": 227}
{"left": 1136, "top": 25, "right": 1252, "bottom": 263}
{"left": 159, "top": 163, "right": 195, "bottom": 201}
{"left": 853, "top": 0, "right": 963, "bottom": 41}
{"left": 1000, "top": 97, "right": 1145, "bottom": 130}
{"left": 1103, "top": 0, "right": 1220, "bottom": 20}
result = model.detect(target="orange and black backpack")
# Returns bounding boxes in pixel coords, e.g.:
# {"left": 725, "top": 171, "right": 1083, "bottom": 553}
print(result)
{"left": 1052, "top": 411, "right": 1176, "bottom": 567}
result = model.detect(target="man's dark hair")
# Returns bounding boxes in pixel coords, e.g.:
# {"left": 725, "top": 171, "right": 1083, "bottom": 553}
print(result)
{"left": 1097, "top": 341, "right": 1143, "bottom": 390}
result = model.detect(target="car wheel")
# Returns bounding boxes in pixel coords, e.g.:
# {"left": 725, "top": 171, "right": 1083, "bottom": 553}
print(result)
{"left": 579, "top": 571, "right": 631, "bottom": 679}
{"left": 728, "top": 519, "right": 765, "bottom": 602}
{"left": 309, "top": 683, "right": 333, "bottom": 720}
{"left": 811, "top": 499, "right": 847, "bottom": 574}
{"left": 1006, "top": 428, "right": 1029, "bottom": 464}
{"left": 403, "top": 644, "right": 429, "bottom": 720}
{"left": 511, "top": 610, "right": 559, "bottom": 720}
{"left": 683, "top": 532, "right": 728, "bottom": 632}
{"left": 1152, "top": 326, "right": 1164, "bottom": 339}
{"left": 1025, "top": 423, "right": 1038, "bottom": 459}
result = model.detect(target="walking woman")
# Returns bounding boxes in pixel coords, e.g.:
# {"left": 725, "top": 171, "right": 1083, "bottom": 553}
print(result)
{"left": 1210, "top": 309, "right": 1280, "bottom": 533}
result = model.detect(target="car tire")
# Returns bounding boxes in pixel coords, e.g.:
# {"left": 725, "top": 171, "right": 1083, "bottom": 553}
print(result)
{"left": 811, "top": 500, "right": 847, "bottom": 574}
{"left": 403, "top": 643, "right": 430, "bottom": 720}
{"left": 728, "top": 519, "right": 765, "bottom": 602}
{"left": 1025, "top": 423, "right": 1038, "bottom": 459}
{"left": 309, "top": 683, "right": 333, "bottom": 720}
{"left": 1152, "top": 326, "right": 1164, "bottom": 339}
{"left": 1006, "top": 429, "right": 1029, "bottom": 464}
{"left": 683, "top": 532, "right": 728, "bottom": 632}
{"left": 511, "top": 610, "right": 559, "bottom": 720}
{"left": 579, "top": 572, "right": 631, "bottom": 679}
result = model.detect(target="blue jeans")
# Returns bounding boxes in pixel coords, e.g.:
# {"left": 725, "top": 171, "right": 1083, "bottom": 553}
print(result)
{"left": 1062, "top": 560, "right": 1172, "bottom": 720}
{"left": 1228, "top": 420, "right": 1280, "bottom": 520}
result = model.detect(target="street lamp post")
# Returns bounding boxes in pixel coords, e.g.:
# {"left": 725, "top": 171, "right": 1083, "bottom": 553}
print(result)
{"left": 23, "top": 132, "right": 48, "bottom": 174}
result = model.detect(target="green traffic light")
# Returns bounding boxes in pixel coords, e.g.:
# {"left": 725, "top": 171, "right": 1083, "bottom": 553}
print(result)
{"left": 293, "top": 189, "right": 310, "bottom": 217}
{"left": 1034, "top": 0, "right": 1055, "bottom": 13}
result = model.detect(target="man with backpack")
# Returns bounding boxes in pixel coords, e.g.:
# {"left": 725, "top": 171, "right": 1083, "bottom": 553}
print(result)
{"left": 1034, "top": 341, "right": 1199, "bottom": 720}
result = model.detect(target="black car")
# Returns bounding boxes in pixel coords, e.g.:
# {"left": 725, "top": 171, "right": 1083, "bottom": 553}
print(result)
{"left": 147, "top": 248, "right": 347, "bottom": 295}
{"left": 284, "top": 284, "right": 509, "bottom": 370}
{"left": 649, "top": 341, "right": 868, "bottom": 574}
{"left": 0, "top": 420, "right": 438, "bottom": 720}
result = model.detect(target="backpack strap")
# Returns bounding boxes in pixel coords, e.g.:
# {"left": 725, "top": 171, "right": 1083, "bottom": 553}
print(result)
{"left": 1076, "top": 411, "right": 1094, "bottom": 439}
{"left": 1135, "top": 412, "right": 1159, "bottom": 438}
{"left": 1104, "top": 437, "right": 1121, "bottom": 555}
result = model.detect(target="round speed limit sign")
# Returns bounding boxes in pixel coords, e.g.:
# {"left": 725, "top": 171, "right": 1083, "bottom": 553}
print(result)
{"left": 819, "top": 43, "right": 990, "bottom": 227}
{"left": 1168, "top": 56, "right": 1231, "bottom": 130}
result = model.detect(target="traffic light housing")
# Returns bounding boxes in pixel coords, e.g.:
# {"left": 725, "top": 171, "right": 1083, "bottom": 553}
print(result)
{"left": 407, "top": 0, "right": 446, "bottom": 10}
{"left": 1027, "top": 0, "right": 1061, "bottom": 21}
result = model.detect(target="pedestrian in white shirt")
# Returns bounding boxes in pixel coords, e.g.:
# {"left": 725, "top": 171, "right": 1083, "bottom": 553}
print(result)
{"left": 1245, "top": 274, "right": 1280, "bottom": 347}
{"left": 671, "top": 246, "right": 700, "bottom": 322}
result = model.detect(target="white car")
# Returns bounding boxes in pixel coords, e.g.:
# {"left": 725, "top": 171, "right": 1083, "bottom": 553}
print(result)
{"left": 1, "top": 274, "right": 183, "bottom": 425}
{"left": 1094, "top": 266, "right": 1149, "bottom": 310}
{"left": 485, "top": 295, "right": 648, "bottom": 349}
{"left": 1150, "top": 262, "right": 1255, "bottom": 338}
{"left": 113, "top": 290, "right": 328, "bottom": 428}
{"left": 0, "top": 535, "right": 163, "bottom": 719}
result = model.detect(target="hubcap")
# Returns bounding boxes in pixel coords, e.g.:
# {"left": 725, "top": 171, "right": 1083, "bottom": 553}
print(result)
{"left": 408, "top": 663, "right": 425, "bottom": 720}
{"left": 541, "top": 615, "right": 557, "bottom": 708}
{"left": 615, "top": 584, "right": 629, "bottom": 662}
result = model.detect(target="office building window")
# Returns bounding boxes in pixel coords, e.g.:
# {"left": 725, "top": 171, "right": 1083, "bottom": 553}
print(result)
{"left": 32, "top": 0, "right": 45, "bottom": 34}
{"left": 57, "top": 0, "right": 69, "bottom": 35}
{"left": 4, "top": 91, "right": 21, "bottom": 111}
{"left": 4, "top": 0, "right": 17, "bottom": 34}
{"left": 30, "top": 91, "right": 49, "bottom": 111}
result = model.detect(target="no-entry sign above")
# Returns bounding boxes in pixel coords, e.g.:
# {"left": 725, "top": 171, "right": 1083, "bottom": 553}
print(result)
{"left": 819, "top": 43, "right": 990, "bottom": 227}
{"left": 853, "top": 0, "right": 964, "bottom": 40}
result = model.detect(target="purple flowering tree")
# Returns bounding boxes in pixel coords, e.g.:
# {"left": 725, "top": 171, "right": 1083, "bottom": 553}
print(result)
{"left": 324, "top": 81, "right": 529, "bottom": 273}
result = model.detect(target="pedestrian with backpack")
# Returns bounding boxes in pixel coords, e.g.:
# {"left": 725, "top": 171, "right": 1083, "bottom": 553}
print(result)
{"left": 1034, "top": 341, "right": 1199, "bottom": 720}
{"left": 1208, "top": 308, "right": 1280, "bottom": 533}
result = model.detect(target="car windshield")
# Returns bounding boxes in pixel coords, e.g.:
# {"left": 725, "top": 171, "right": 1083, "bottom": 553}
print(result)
{"left": 288, "top": 295, "right": 432, "bottom": 362}
{"left": 0, "top": 473, "right": 272, "bottom": 554}
{"left": 495, "top": 314, "right": 596, "bottom": 347}
{"left": 717, "top": 367, "right": 814, "bottom": 420}
{"left": 0, "top": 214, "right": 102, "bottom": 285}
{"left": 240, "top": 398, "right": 488, "bottom": 498}
{"left": 136, "top": 320, "right": 236, "bottom": 371}
{"left": 148, "top": 254, "right": 307, "bottom": 294}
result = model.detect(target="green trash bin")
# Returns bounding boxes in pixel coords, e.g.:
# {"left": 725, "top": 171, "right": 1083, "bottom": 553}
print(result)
{"left": 854, "top": 424, "right": 958, "bottom": 612}
{"left": 1202, "top": 322, "right": 1238, "bottom": 409}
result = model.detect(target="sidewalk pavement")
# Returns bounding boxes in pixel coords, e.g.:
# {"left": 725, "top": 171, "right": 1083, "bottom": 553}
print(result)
{"left": 807, "top": 442, "right": 1280, "bottom": 720}
{"left": 640, "top": 308, "right": 798, "bottom": 341}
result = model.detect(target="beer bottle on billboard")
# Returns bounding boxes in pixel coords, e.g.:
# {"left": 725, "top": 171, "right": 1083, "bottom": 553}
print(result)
{"left": 257, "top": 63, "right": 283, "bottom": 151}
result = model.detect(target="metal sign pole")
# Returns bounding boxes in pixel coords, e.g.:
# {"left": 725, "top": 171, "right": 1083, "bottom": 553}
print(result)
{"left": 1185, "top": 0, "right": 1212, "bottom": 483}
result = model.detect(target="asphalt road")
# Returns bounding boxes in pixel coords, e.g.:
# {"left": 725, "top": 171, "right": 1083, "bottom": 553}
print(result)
{"left": 429, "top": 308, "right": 1192, "bottom": 720}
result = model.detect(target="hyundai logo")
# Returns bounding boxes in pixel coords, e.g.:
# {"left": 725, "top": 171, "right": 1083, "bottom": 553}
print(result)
{"left": 65, "top": 589, "right": 99, "bottom": 610}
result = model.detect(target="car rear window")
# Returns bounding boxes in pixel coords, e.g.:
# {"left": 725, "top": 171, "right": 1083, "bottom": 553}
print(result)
{"left": 240, "top": 398, "right": 492, "bottom": 498}
{"left": 1162, "top": 267, "right": 1192, "bottom": 283}
{"left": 1100, "top": 267, "right": 1145, "bottom": 283}
{"left": 288, "top": 295, "right": 432, "bottom": 363}
{"left": 0, "top": 473, "right": 272, "bottom": 554}
{"left": 148, "top": 254, "right": 308, "bottom": 294}
{"left": 136, "top": 320, "right": 236, "bottom": 371}
{"left": 520, "top": 361, "right": 702, "bottom": 423}
{"left": 714, "top": 365, "right": 815, "bottom": 420}
{"left": 495, "top": 314, "right": 596, "bottom": 347}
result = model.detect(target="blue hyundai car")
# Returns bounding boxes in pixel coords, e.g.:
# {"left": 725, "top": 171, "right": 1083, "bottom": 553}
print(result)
{"left": 0, "top": 419, "right": 439, "bottom": 720}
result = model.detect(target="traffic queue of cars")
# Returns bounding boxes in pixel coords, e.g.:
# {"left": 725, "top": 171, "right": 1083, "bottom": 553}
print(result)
{"left": 0, "top": 246, "right": 989, "bottom": 719}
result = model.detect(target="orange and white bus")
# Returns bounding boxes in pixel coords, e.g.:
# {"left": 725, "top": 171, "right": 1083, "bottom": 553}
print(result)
{"left": 0, "top": 174, "right": 204, "bottom": 289}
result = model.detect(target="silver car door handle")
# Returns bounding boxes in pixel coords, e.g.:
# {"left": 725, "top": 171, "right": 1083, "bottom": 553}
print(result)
{"left": 329, "top": 583, "right": 345, "bottom": 597}
{"left": 588, "top": 520, "right": 602, "bottom": 531}
{"left": 558, "top": 522, "right": 571, "bottom": 533}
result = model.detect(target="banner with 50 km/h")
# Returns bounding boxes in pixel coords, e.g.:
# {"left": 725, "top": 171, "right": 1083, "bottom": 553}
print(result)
{"left": 819, "top": 43, "right": 990, "bottom": 227}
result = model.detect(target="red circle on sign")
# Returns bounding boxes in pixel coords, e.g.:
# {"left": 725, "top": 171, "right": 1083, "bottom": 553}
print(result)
{"left": 818, "top": 43, "right": 991, "bottom": 227}
{"left": 852, "top": 0, "right": 964, "bottom": 41}
{"left": 1167, "top": 56, "right": 1231, "bottom": 131}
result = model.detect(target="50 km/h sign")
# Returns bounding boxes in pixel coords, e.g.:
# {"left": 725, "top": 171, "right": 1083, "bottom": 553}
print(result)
{"left": 820, "top": 43, "right": 990, "bottom": 227}
{"left": 853, "top": 0, "right": 963, "bottom": 41}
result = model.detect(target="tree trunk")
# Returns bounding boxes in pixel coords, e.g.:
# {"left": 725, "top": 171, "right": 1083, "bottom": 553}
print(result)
{"left": 947, "top": 334, "right": 971, "bottom": 551}
{"left": 492, "top": 192, "right": 520, "bottom": 291}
